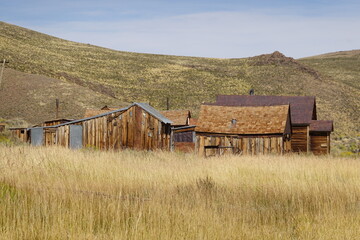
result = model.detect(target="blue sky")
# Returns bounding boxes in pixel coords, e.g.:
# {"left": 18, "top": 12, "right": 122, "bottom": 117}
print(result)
{"left": 2, "top": 0, "right": 360, "bottom": 58}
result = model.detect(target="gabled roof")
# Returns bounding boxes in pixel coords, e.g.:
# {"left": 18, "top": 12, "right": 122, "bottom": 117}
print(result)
{"left": 208, "top": 95, "right": 316, "bottom": 125}
{"left": 196, "top": 105, "right": 291, "bottom": 135}
{"left": 189, "top": 118, "right": 198, "bottom": 126}
{"left": 310, "top": 120, "right": 333, "bottom": 132}
{"left": 160, "top": 110, "right": 190, "bottom": 126}
{"left": 28, "top": 103, "right": 172, "bottom": 130}
{"left": 136, "top": 103, "right": 172, "bottom": 124}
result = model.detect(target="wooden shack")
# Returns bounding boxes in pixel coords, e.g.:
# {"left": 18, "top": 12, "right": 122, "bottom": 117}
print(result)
{"left": 195, "top": 105, "right": 292, "bottom": 157}
{"left": 28, "top": 103, "right": 173, "bottom": 151}
{"left": 310, "top": 120, "right": 333, "bottom": 155}
{"left": 207, "top": 95, "right": 333, "bottom": 154}
{"left": 9, "top": 127, "right": 29, "bottom": 142}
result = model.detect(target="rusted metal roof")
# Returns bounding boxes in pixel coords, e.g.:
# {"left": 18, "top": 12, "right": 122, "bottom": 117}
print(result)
{"left": 196, "top": 105, "right": 291, "bottom": 135}
{"left": 310, "top": 120, "right": 333, "bottom": 132}
{"left": 209, "top": 95, "right": 316, "bottom": 125}
{"left": 160, "top": 110, "right": 190, "bottom": 126}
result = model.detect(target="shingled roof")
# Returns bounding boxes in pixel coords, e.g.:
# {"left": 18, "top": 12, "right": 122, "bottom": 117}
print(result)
{"left": 84, "top": 109, "right": 118, "bottom": 118}
{"left": 310, "top": 120, "right": 333, "bottom": 132}
{"left": 160, "top": 110, "right": 191, "bottom": 126}
{"left": 208, "top": 95, "right": 316, "bottom": 125}
{"left": 196, "top": 105, "right": 291, "bottom": 135}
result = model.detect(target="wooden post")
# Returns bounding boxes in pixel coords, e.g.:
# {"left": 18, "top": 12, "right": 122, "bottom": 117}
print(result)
{"left": 166, "top": 97, "right": 170, "bottom": 110}
{"left": 0, "top": 59, "right": 9, "bottom": 90}
{"left": 55, "top": 99, "right": 60, "bottom": 119}
{"left": 306, "top": 125, "right": 310, "bottom": 153}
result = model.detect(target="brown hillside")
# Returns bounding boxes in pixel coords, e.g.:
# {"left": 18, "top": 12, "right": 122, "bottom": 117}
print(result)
{"left": 0, "top": 68, "right": 127, "bottom": 125}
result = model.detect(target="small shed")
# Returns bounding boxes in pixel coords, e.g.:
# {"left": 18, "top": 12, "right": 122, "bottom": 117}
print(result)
{"left": 28, "top": 103, "right": 173, "bottom": 151}
{"left": 310, "top": 120, "right": 333, "bottom": 155}
{"left": 195, "top": 104, "right": 292, "bottom": 157}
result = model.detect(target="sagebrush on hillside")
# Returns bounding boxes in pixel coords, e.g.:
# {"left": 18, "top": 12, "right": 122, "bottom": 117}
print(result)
{"left": 1, "top": 146, "right": 360, "bottom": 239}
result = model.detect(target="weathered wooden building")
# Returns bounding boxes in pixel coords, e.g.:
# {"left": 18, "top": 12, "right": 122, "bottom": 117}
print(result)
{"left": 207, "top": 95, "right": 333, "bottom": 154}
{"left": 195, "top": 105, "right": 292, "bottom": 157}
{"left": 310, "top": 120, "right": 333, "bottom": 155}
{"left": 160, "top": 110, "right": 196, "bottom": 152}
{"left": 28, "top": 103, "right": 173, "bottom": 151}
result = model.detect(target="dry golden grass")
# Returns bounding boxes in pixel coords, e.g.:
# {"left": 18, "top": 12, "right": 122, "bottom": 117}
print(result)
{"left": 1, "top": 146, "right": 360, "bottom": 239}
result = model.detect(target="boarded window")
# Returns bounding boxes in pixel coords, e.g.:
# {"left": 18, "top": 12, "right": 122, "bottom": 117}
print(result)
{"left": 174, "top": 131, "right": 194, "bottom": 142}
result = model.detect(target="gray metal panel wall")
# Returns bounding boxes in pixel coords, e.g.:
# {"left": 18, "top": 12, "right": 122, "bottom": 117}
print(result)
{"left": 69, "top": 125, "right": 83, "bottom": 149}
{"left": 30, "top": 128, "right": 43, "bottom": 146}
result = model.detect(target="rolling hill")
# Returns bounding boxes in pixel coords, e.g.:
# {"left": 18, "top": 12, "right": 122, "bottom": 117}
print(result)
{"left": 0, "top": 21, "right": 359, "bottom": 139}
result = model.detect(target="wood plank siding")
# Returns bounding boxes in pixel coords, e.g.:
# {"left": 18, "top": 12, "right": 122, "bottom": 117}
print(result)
{"left": 291, "top": 126, "right": 310, "bottom": 153}
{"left": 310, "top": 132, "right": 330, "bottom": 155}
{"left": 10, "top": 128, "right": 28, "bottom": 142}
{"left": 196, "top": 135, "right": 291, "bottom": 157}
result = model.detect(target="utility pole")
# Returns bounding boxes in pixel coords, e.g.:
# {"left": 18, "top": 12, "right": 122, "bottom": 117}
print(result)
{"left": 0, "top": 59, "right": 9, "bottom": 90}
{"left": 55, "top": 99, "right": 60, "bottom": 119}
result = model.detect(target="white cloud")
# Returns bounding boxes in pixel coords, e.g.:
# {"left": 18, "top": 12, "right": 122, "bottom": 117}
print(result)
{"left": 29, "top": 11, "right": 360, "bottom": 58}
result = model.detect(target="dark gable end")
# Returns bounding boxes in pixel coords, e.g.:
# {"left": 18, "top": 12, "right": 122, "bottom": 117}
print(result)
{"left": 212, "top": 95, "right": 317, "bottom": 125}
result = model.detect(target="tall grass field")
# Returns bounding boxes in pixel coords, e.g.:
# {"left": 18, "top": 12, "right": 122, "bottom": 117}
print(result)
{"left": 1, "top": 146, "right": 360, "bottom": 239}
